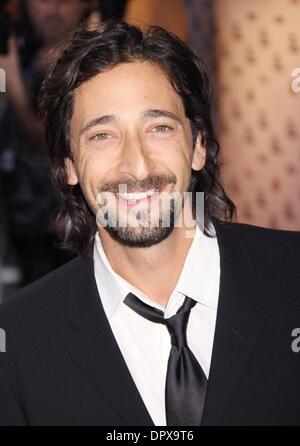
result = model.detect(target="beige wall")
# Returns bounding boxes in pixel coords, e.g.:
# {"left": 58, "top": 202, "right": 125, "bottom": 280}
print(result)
{"left": 124, "top": 0, "right": 188, "bottom": 41}
{"left": 215, "top": 0, "right": 300, "bottom": 230}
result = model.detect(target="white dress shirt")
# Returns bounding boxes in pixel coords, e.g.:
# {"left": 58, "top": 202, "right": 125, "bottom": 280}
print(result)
{"left": 93, "top": 224, "right": 221, "bottom": 426}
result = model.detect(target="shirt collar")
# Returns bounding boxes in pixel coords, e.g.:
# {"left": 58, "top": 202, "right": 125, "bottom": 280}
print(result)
{"left": 93, "top": 223, "right": 220, "bottom": 320}
{"left": 174, "top": 223, "right": 220, "bottom": 310}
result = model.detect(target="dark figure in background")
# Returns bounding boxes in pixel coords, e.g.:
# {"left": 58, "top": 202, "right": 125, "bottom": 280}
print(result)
{"left": 0, "top": 0, "right": 90, "bottom": 286}
{"left": 98, "top": 0, "right": 127, "bottom": 21}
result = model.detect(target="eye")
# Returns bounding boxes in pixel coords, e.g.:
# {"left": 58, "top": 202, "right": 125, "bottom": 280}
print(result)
{"left": 90, "top": 132, "right": 112, "bottom": 141}
{"left": 151, "top": 125, "right": 173, "bottom": 133}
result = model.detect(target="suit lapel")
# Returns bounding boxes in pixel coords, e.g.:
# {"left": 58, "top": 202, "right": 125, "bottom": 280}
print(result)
{"left": 64, "top": 257, "right": 154, "bottom": 426}
{"left": 201, "top": 219, "right": 265, "bottom": 425}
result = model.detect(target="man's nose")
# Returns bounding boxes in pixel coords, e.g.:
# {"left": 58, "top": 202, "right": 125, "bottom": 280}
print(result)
{"left": 119, "top": 134, "right": 155, "bottom": 180}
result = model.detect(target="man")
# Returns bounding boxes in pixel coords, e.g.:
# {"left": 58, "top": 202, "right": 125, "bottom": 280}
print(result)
{"left": 0, "top": 20, "right": 299, "bottom": 426}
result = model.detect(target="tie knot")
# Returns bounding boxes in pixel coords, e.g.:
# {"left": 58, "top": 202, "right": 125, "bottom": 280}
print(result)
{"left": 164, "top": 296, "right": 196, "bottom": 347}
{"left": 124, "top": 293, "right": 197, "bottom": 348}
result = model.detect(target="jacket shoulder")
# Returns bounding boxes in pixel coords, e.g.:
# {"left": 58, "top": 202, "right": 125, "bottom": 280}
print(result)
{"left": 213, "top": 218, "right": 300, "bottom": 303}
{"left": 214, "top": 218, "right": 300, "bottom": 252}
{"left": 0, "top": 256, "right": 92, "bottom": 332}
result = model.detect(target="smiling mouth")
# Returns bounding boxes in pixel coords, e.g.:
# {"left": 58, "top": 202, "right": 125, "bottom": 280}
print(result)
{"left": 114, "top": 185, "right": 168, "bottom": 207}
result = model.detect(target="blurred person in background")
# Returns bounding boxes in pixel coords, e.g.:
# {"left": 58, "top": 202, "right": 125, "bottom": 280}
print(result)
{"left": 0, "top": 0, "right": 93, "bottom": 288}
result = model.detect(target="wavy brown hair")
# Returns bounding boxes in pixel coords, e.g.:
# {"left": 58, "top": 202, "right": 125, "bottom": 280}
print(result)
{"left": 38, "top": 19, "right": 236, "bottom": 257}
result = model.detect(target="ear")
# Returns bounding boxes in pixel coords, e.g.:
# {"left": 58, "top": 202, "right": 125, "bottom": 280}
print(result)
{"left": 191, "top": 132, "right": 206, "bottom": 171}
{"left": 65, "top": 157, "right": 79, "bottom": 185}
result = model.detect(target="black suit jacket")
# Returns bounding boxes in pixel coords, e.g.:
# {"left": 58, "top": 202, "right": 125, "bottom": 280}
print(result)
{"left": 0, "top": 218, "right": 300, "bottom": 426}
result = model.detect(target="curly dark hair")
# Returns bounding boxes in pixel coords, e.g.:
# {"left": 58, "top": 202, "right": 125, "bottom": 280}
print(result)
{"left": 38, "top": 19, "right": 236, "bottom": 257}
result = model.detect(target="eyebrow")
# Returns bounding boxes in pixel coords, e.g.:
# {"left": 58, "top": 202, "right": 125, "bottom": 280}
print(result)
{"left": 140, "top": 109, "right": 182, "bottom": 123}
{"left": 79, "top": 109, "right": 182, "bottom": 139}
{"left": 79, "top": 115, "right": 117, "bottom": 138}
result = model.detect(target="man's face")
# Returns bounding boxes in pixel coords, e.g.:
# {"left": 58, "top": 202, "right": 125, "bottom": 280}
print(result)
{"left": 68, "top": 61, "right": 206, "bottom": 247}
{"left": 26, "top": 0, "right": 86, "bottom": 45}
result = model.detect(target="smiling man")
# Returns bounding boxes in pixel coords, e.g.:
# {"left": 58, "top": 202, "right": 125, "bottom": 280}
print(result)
{"left": 67, "top": 61, "right": 203, "bottom": 255}
{"left": 0, "top": 20, "right": 299, "bottom": 427}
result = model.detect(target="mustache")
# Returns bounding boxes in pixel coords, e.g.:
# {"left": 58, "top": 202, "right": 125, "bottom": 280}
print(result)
{"left": 100, "top": 175, "right": 177, "bottom": 194}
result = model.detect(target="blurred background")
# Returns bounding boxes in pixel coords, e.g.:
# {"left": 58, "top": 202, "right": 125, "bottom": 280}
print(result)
{"left": 0, "top": 0, "right": 299, "bottom": 302}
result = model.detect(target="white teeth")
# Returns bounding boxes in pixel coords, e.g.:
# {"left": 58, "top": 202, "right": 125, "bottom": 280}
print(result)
{"left": 117, "top": 189, "right": 159, "bottom": 201}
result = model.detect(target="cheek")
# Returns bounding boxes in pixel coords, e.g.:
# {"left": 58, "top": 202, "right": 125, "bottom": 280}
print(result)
{"left": 170, "top": 142, "right": 193, "bottom": 174}
{"left": 75, "top": 153, "right": 108, "bottom": 204}
{"left": 174, "top": 146, "right": 194, "bottom": 189}
{"left": 76, "top": 150, "right": 100, "bottom": 181}
{"left": 154, "top": 137, "right": 192, "bottom": 163}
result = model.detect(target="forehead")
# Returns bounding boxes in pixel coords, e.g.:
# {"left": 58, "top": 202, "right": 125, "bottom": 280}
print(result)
{"left": 71, "top": 61, "right": 186, "bottom": 126}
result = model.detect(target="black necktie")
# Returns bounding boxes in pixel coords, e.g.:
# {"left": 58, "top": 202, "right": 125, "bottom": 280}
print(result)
{"left": 123, "top": 292, "right": 208, "bottom": 426}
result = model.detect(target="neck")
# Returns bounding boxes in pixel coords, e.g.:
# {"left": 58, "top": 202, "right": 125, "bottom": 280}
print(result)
{"left": 98, "top": 204, "right": 197, "bottom": 307}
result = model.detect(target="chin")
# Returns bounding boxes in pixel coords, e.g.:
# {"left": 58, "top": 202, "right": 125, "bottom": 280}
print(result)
{"left": 103, "top": 224, "right": 175, "bottom": 248}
